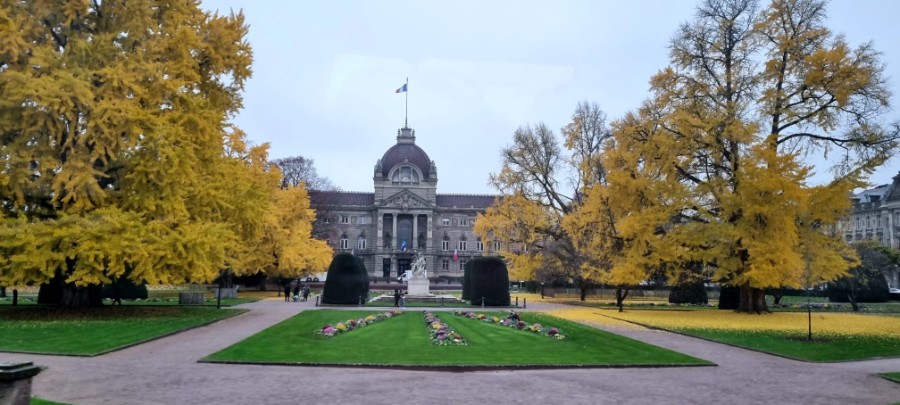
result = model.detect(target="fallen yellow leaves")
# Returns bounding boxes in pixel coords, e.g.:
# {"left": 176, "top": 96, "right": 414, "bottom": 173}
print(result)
{"left": 543, "top": 307, "right": 646, "bottom": 330}
{"left": 600, "top": 310, "right": 900, "bottom": 338}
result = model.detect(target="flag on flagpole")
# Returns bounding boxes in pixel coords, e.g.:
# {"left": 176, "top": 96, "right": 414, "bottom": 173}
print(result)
{"left": 453, "top": 249, "right": 459, "bottom": 261}
{"left": 395, "top": 83, "right": 407, "bottom": 93}
{"left": 401, "top": 240, "right": 407, "bottom": 251}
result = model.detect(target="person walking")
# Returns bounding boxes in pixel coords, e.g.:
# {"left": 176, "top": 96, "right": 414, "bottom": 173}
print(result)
{"left": 393, "top": 289, "right": 400, "bottom": 308}
{"left": 292, "top": 284, "right": 300, "bottom": 302}
{"left": 399, "top": 290, "right": 406, "bottom": 308}
{"left": 302, "top": 284, "right": 310, "bottom": 302}
{"left": 283, "top": 283, "right": 291, "bottom": 302}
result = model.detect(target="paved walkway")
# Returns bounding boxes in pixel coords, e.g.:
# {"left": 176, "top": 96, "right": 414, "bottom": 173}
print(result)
{"left": 3, "top": 299, "right": 899, "bottom": 405}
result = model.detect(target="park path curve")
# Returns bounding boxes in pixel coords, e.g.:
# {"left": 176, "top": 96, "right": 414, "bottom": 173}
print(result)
{"left": 1, "top": 298, "right": 899, "bottom": 405}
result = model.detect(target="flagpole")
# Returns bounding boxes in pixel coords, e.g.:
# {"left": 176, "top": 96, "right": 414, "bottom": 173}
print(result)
{"left": 404, "top": 77, "right": 408, "bottom": 128}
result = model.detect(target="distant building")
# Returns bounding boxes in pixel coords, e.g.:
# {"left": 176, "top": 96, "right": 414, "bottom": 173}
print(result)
{"left": 837, "top": 171, "right": 900, "bottom": 288}
{"left": 309, "top": 126, "right": 498, "bottom": 281}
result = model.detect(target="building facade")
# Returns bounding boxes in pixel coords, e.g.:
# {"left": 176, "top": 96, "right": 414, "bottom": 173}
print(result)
{"left": 310, "top": 126, "right": 497, "bottom": 281}
{"left": 837, "top": 171, "right": 900, "bottom": 288}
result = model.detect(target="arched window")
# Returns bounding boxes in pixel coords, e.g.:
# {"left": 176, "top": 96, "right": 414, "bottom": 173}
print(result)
{"left": 357, "top": 233, "right": 367, "bottom": 250}
{"left": 340, "top": 233, "right": 349, "bottom": 250}
{"left": 391, "top": 165, "right": 420, "bottom": 185}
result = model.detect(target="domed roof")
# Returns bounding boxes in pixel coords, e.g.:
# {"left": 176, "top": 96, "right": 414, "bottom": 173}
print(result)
{"left": 380, "top": 143, "right": 431, "bottom": 178}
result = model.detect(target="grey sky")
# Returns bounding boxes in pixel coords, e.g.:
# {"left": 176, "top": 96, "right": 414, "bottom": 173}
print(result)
{"left": 201, "top": 0, "right": 899, "bottom": 195}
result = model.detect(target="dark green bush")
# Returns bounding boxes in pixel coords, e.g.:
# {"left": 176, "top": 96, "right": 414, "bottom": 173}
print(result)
{"left": 101, "top": 278, "right": 148, "bottom": 300}
{"left": 717, "top": 285, "right": 740, "bottom": 310}
{"left": 322, "top": 253, "right": 370, "bottom": 305}
{"left": 469, "top": 256, "right": 510, "bottom": 306}
{"left": 668, "top": 281, "right": 708, "bottom": 305}
{"left": 462, "top": 260, "right": 474, "bottom": 301}
{"left": 827, "top": 266, "right": 890, "bottom": 303}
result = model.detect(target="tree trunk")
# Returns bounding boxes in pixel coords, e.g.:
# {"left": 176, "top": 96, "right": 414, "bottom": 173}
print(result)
{"left": 60, "top": 284, "right": 103, "bottom": 309}
{"left": 0, "top": 286, "right": 5, "bottom": 298}
{"left": 771, "top": 288, "right": 784, "bottom": 305}
{"left": 736, "top": 283, "right": 769, "bottom": 313}
{"left": 847, "top": 290, "right": 859, "bottom": 312}
{"left": 615, "top": 288, "right": 629, "bottom": 312}
{"left": 38, "top": 263, "right": 104, "bottom": 309}
{"left": 580, "top": 286, "right": 587, "bottom": 301}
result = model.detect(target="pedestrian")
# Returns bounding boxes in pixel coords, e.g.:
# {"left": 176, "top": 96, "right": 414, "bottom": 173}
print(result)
{"left": 399, "top": 290, "right": 406, "bottom": 308}
{"left": 283, "top": 283, "right": 291, "bottom": 302}
{"left": 292, "top": 284, "right": 300, "bottom": 302}
{"left": 393, "top": 289, "right": 400, "bottom": 308}
{"left": 302, "top": 284, "right": 310, "bottom": 302}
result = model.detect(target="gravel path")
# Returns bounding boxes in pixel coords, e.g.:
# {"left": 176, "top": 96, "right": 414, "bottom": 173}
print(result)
{"left": 3, "top": 299, "right": 899, "bottom": 405}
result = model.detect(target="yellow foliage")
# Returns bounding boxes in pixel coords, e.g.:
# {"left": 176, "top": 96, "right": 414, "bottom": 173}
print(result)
{"left": 0, "top": 2, "right": 319, "bottom": 291}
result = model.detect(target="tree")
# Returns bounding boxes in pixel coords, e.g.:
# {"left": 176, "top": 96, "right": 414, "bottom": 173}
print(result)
{"left": 0, "top": 1, "right": 322, "bottom": 308}
{"left": 474, "top": 102, "right": 612, "bottom": 301}
{"left": 271, "top": 155, "right": 337, "bottom": 191}
{"left": 601, "top": 0, "right": 897, "bottom": 313}
{"left": 827, "top": 241, "right": 894, "bottom": 311}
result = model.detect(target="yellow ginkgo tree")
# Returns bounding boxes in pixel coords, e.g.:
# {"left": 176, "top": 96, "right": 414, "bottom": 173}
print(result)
{"left": 0, "top": 1, "right": 325, "bottom": 307}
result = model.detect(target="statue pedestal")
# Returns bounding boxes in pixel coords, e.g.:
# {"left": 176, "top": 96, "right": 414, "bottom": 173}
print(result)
{"left": 407, "top": 277, "right": 430, "bottom": 296}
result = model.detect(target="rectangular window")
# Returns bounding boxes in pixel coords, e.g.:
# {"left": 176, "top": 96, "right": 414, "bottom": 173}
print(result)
{"left": 458, "top": 240, "right": 467, "bottom": 251}
{"left": 359, "top": 216, "right": 370, "bottom": 225}
{"left": 459, "top": 218, "right": 468, "bottom": 227}
{"left": 323, "top": 217, "right": 331, "bottom": 224}
{"left": 340, "top": 215, "right": 350, "bottom": 224}
{"left": 441, "top": 259, "right": 449, "bottom": 271}
{"left": 340, "top": 238, "right": 349, "bottom": 249}
{"left": 459, "top": 259, "right": 466, "bottom": 271}
{"left": 442, "top": 218, "right": 450, "bottom": 226}
{"left": 476, "top": 240, "right": 483, "bottom": 251}
{"left": 442, "top": 240, "right": 450, "bottom": 251}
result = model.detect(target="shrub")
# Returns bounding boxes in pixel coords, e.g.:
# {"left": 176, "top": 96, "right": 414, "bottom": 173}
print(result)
{"left": 717, "top": 285, "right": 740, "bottom": 310}
{"left": 462, "top": 260, "right": 475, "bottom": 301}
{"left": 322, "top": 253, "right": 370, "bottom": 305}
{"left": 668, "top": 281, "right": 708, "bottom": 305}
{"left": 827, "top": 266, "right": 890, "bottom": 303}
{"left": 468, "top": 256, "right": 510, "bottom": 306}
{"left": 101, "top": 278, "right": 148, "bottom": 300}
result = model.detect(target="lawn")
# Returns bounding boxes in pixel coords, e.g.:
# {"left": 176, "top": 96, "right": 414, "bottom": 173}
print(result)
{"left": 579, "top": 309, "right": 900, "bottom": 362}
{"left": 880, "top": 372, "right": 900, "bottom": 384}
{"left": 204, "top": 309, "right": 711, "bottom": 368}
{"left": 0, "top": 306, "right": 243, "bottom": 356}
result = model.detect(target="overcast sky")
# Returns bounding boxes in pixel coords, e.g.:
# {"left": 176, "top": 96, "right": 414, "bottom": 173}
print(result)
{"left": 201, "top": 0, "right": 899, "bottom": 195}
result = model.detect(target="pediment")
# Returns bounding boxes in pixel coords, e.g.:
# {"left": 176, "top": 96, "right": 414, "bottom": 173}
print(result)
{"left": 380, "top": 190, "right": 432, "bottom": 211}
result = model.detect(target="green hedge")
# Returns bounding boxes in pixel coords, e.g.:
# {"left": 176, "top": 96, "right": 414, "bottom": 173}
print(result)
{"left": 718, "top": 285, "right": 740, "bottom": 310}
{"left": 322, "top": 253, "right": 369, "bottom": 305}
{"left": 462, "top": 260, "right": 474, "bottom": 301}
{"left": 668, "top": 281, "right": 708, "bottom": 305}
{"left": 102, "top": 278, "right": 149, "bottom": 300}
{"left": 468, "top": 256, "right": 510, "bottom": 306}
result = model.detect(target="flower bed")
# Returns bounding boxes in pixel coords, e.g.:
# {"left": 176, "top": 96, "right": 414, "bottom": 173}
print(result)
{"left": 454, "top": 310, "right": 565, "bottom": 339}
{"left": 423, "top": 312, "right": 467, "bottom": 346}
{"left": 316, "top": 310, "right": 403, "bottom": 337}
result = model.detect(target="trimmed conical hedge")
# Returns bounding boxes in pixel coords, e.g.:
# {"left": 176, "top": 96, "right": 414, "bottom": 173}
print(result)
{"left": 468, "top": 256, "right": 510, "bottom": 306}
{"left": 462, "top": 259, "right": 475, "bottom": 301}
{"left": 322, "top": 253, "right": 369, "bottom": 305}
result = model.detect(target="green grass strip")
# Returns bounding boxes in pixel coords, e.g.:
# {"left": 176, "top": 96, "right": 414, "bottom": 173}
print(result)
{"left": 0, "top": 306, "right": 242, "bottom": 356}
{"left": 878, "top": 372, "right": 900, "bottom": 384}
{"left": 675, "top": 329, "right": 900, "bottom": 362}
{"left": 204, "top": 310, "right": 711, "bottom": 367}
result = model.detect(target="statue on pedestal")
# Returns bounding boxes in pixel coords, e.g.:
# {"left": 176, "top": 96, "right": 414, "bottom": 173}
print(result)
{"left": 411, "top": 254, "right": 427, "bottom": 279}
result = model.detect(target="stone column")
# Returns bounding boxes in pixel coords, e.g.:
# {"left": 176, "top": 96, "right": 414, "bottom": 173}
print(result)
{"left": 0, "top": 362, "right": 44, "bottom": 405}
{"left": 391, "top": 213, "right": 398, "bottom": 250}
{"left": 412, "top": 214, "right": 418, "bottom": 251}
{"left": 376, "top": 211, "right": 383, "bottom": 250}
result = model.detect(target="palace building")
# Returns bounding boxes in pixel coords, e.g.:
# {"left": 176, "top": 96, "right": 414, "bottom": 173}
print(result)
{"left": 309, "top": 126, "right": 498, "bottom": 281}
{"left": 837, "top": 171, "right": 900, "bottom": 288}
